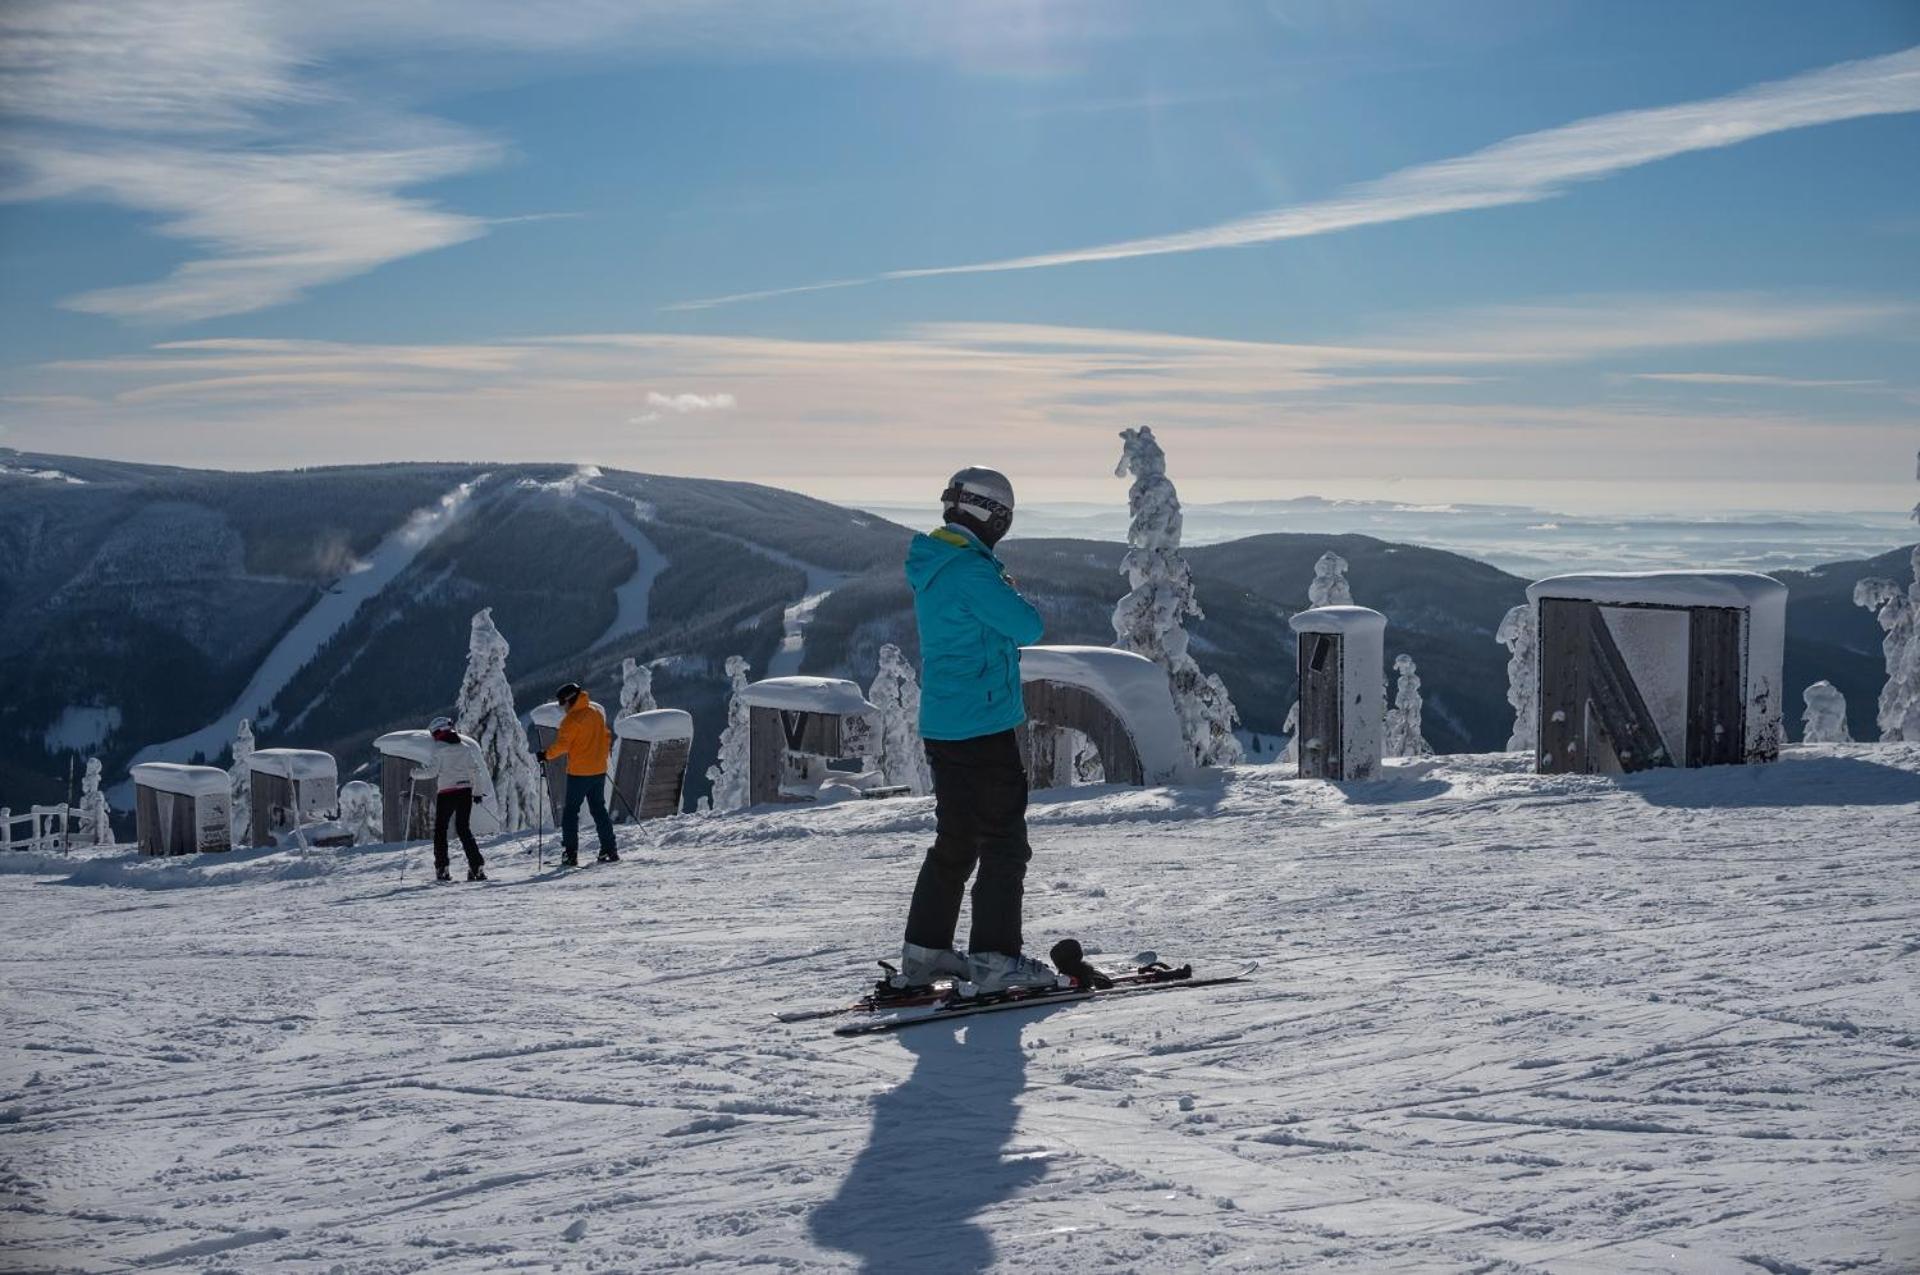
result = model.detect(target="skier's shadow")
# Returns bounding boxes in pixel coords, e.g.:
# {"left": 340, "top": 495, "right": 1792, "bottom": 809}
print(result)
{"left": 810, "top": 1009, "right": 1051, "bottom": 1273}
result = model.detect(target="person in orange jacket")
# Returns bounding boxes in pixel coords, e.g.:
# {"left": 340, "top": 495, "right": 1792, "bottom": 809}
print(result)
{"left": 536, "top": 682, "right": 618, "bottom": 867}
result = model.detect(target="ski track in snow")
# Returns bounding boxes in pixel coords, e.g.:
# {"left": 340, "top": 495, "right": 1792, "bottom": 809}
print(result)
{"left": 705, "top": 532, "right": 849, "bottom": 677}
{"left": 582, "top": 492, "right": 669, "bottom": 649}
{"left": 5, "top": 747, "right": 1918, "bottom": 1273}
{"left": 124, "top": 481, "right": 480, "bottom": 776}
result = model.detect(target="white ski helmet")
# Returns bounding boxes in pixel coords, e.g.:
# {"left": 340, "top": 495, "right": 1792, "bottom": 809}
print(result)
{"left": 942, "top": 465, "right": 1016, "bottom": 544}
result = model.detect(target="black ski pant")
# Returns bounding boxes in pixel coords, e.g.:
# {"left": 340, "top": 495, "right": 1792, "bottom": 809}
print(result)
{"left": 433, "top": 789, "right": 483, "bottom": 872}
{"left": 561, "top": 773, "right": 615, "bottom": 854}
{"left": 904, "top": 729, "right": 1032, "bottom": 958}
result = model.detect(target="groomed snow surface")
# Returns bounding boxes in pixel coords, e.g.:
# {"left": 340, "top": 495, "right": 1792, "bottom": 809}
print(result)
{"left": 5, "top": 748, "right": 1917, "bottom": 1274}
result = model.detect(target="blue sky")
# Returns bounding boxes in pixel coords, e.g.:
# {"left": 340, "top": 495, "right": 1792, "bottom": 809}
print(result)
{"left": 1, "top": 1, "right": 1916, "bottom": 511}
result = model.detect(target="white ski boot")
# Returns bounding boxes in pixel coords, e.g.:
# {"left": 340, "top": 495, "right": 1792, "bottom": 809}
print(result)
{"left": 899, "top": 942, "right": 971, "bottom": 987}
{"left": 967, "top": 950, "right": 1063, "bottom": 995}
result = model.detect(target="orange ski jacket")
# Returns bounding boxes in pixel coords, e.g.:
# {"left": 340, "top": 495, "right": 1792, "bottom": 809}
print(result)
{"left": 548, "top": 697, "right": 613, "bottom": 777}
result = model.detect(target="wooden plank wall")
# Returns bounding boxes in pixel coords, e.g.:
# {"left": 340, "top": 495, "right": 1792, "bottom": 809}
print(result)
{"left": 1020, "top": 681, "right": 1144, "bottom": 786}
{"left": 1296, "top": 632, "right": 1344, "bottom": 780}
{"left": 250, "top": 772, "right": 294, "bottom": 847}
{"left": 530, "top": 723, "right": 567, "bottom": 826}
{"left": 1686, "top": 606, "right": 1748, "bottom": 767}
{"left": 1582, "top": 606, "right": 1669, "bottom": 773}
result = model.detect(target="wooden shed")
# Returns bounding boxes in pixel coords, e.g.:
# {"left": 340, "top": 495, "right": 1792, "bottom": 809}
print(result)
{"left": 1527, "top": 571, "right": 1786, "bottom": 774}
{"left": 374, "top": 730, "right": 503, "bottom": 842}
{"left": 130, "top": 762, "right": 232, "bottom": 855}
{"left": 1015, "top": 646, "right": 1186, "bottom": 789}
{"left": 610, "top": 709, "right": 693, "bottom": 821}
{"left": 740, "top": 677, "right": 881, "bottom": 806}
{"left": 245, "top": 748, "right": 340, "bottom": 847}
{"left": 1287, "top": 606, "right": 1387, "bottom": 782}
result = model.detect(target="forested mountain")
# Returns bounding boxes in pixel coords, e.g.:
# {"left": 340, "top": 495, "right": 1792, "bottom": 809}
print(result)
{"left": 0, "top": 450, "right": 1904, "bottom": 809}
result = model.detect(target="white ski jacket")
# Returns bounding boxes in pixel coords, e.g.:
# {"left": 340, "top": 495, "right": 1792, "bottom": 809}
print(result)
{"left": 411, "top": 735, "right": 488, "bottom": 794}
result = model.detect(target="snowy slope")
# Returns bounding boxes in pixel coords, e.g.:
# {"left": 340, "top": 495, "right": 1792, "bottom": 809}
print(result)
{"left": 3, "top": 749, "right": 1917, "bottom": 1274}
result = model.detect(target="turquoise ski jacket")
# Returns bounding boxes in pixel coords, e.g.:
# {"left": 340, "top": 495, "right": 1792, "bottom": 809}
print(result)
{"left": 905, "top": 525, "right": 1045, "bottom": 741}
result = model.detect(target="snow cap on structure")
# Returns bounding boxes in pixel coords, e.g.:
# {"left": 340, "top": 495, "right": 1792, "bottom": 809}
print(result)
{"left": 1289, "top": 605, "right": 1387, "bottom": 636}
{"left": 739, "top": 676, "right": 876, "bottom": 716}
{"left": 375, "top": 730, "right": 437, "bottom": 763}
{"left": 245, "top": 748, "right": 337, "bottom": 780}
{"left": 1017, "top": 645, "right": 1189, "bottom": 785}
{"left": 616, "top": 708, "right": 694, "bottom": 742}
{"left": 1527, "top": 570, "right": 1786, "bottom": 610}
{"left": 530, "top": 702, "right": 566, "bottom": 729}
{"left": 131, "top": 762, "right": 230, "bottom": 797}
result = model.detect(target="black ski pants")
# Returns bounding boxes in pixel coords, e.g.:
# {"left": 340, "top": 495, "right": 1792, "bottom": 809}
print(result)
{"left": 433, "top": 789, "right": 483, "bottom": 872}
{"left": 904, "top": 729, "right": 1032, "bottom": 958}
{"left": 561, "top": 772, "right": 615, "bottom": 854}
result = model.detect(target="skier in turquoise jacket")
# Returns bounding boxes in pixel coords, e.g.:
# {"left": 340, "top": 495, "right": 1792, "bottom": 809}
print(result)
{"left": 896, "top": 466, "right": 1059, "bottom": 995}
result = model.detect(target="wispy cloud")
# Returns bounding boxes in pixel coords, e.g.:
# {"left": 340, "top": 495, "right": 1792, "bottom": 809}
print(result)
{"left": 630, "top": 390, "right": 737, "bottom": 423}
{"left": 676, "top": 45, "right": 1920, "bottom": 309}
{"left": 1626, "top": 372, "right": 1885, "bottom": 389}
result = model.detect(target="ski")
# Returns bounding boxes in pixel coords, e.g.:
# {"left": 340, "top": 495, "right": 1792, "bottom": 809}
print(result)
{"left": 828, "top": 962, "right": 1257, "bottom": 1037}
{"left": 778, "top": 959, "right": 1207, "bottom": 1024}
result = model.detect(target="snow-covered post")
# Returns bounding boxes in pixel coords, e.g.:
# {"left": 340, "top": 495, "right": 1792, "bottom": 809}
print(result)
{"left": 619, "top": 657, "right": 657, "bottom": 716}
{"left": 1496, "top": 603, "right": 1539, "bottom": 754}
{"left": 866, "top": 644, "right": 932, "bottom": 795}
{"left": 454, "top": 607, "right": 542, "bottom": 830}
{"left": 1384, "top": 654, "right": 1433, "bottom": 758}
{"left": 78, "top": 757, "right": 113, "bottom": 845}
{"left": 705, "top": 656, "right": 753, "bottom": 812}
{"left": 1801, "top": 681, "right": 1852, "bottom": 744}
{"left": 225, "top": 719, "right": 255, "bottom": 844}
{"left": 1853, "top": 547, "right": 1920, "bottom": 742}
{"left": 1110, "top": 426, "right": 1244, "bottom": 768}
{"left": 1309, "top": 551, "right": 1354, "bottom": 608}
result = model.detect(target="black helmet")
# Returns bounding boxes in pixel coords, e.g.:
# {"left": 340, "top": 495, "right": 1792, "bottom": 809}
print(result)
{"left": 554, "top": 682, "right": 583, "bottom": 706}
{"left": 942, "top": 465, "right": 1015, "bottom": 547}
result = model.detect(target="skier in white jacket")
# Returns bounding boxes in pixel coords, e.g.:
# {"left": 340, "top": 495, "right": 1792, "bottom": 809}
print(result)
{"left": 412, "top": 716, "right": 490, "bottom": 881}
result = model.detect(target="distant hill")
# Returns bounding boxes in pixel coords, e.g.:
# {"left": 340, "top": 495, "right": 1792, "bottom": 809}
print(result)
{"left": 0, "top": 450, "right": 1908, "bottom": 811}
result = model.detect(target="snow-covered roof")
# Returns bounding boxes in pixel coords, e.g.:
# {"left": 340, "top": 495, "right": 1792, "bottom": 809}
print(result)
{"left": 130, "top": 762, "right": 229, "bottom": 798}
{"left": 530, "top": 702, "right": 565, "bottom": 728}
{"left": 740, "top": 677, "right": 875, "bottom": 716}
{"left": 1288, "top": 605, "right": 1387, "bottom": 636}
{"left": 1017, "top": 645, "right": 1186, "bottom": 784}
{"left": 374, "top": 730, "right": 436, "bottom": 762}
{"left": 1527, "top": 570, "right": 1787, "bottom": 609}
{"left": 246, "top": 748, "right": 337, "bottom": 780}
{"left": 616, "top": 708, "right": 694, "bottom": 742}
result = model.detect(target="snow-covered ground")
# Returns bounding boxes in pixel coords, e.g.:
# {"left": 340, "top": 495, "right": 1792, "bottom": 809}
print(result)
{"left": 4, "top": 748, "right": 1916, "bottom": 1274}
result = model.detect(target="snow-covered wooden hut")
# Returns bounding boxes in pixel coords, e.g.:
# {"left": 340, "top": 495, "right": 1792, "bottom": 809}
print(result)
{"left": 245, "top": 748, "right": 341, "bottom": 847}
{"left": 610, "top": 709, "right": 693, "bottom": 821}
{"left": 1288, "top": 606, "right": 1387, "bottom": 782}
{"left": 1527, "top": 571, "right": 1786, "bottom": 774}
{"left": 741, "top": 677, "right": 883, "bottom": 805}
{"left": 130, "top": 762, "right": 232, "bottom": 855}
{"left": 1016, "top": 645, "right": 1186, "bottom": 788}
{"left": 527, "top": 702, "right": 579, "bottom": 827}
{"left": 374, "top": 730, "right": 503, "bottom": 842}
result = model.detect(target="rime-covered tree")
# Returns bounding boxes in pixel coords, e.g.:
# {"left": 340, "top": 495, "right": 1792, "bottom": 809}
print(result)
{"left": 1384, "top": 654, "right": 1433, "bottom": 758}
{"left": 866, "top": 644, "right": 932, "bottom": 795}
{"left": 79, "top": 757, "right": 113, "bottom": 845}
{"left": 1801, "top": 680, "right": 1852, "bottom": 744}
{"left": 1496, "top": 604, "right": 1539, "bottom": 754}
{"left": 619, "top": 657, "right": 657, "bottom": 716}
{"left": 1309, "top": 551, "right": 1354, "bottom": 608}
{"left": 454, "top": 607, "right": 542, "bottom": 830}
{"left": 706, "top": 656, "right": 753, "bottom": 812}
{"left": 1110, "top": 426, "right": 1243, "bottom": 767}
{"left": 338, "top": 780, "right": 383, "bottom": 845}
{"left": 1854, "top": 546, "right": 1920, "bottom": 742}
{"left": 228, "top": 718, "right": 255, "bottom": 844}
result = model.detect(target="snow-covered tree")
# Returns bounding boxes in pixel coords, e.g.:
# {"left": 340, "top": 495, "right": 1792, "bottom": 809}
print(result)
{"left": 78, "top": 756, "right": 113, "bottom": 846}
{"left": 1800, "top": 680, "right": 1852, "bottom": 744}
{"left": 866, "top": 644, "right": 932, "bottom": 795}
{"left": 1281, "top": 702, "right": 1299, "bottom": 766}
{"left": 1309, "top": 551, "right": 1353, "bottom": 608}
{"left": 1110, "top": 426, "right": 1244, "bottom": 767}
{"left": 706, "top": 656, "right": 753, "bottom": 812}
{"left": 619, "top": 657, "right": 657, "bottom": 716}
{"left": 454, "top": 607, "right": 542, "bottom": 830}
{"left": 1496, "top": 603, "right": 1538, "bottom": 754}
{"left": 338, "top": 780, "right": 383, "bottom": 845}
{"left": 228, "top": 718, "right": 255, "bottom": 844}
{"left": 1854, "top": 546, "right": 1920, "bottom": 742}
{"left": 1384, "top": 654, "right": 1433, "bottom": 758}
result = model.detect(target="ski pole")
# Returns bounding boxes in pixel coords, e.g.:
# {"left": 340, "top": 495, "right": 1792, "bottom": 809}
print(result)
{"left": 537, "top": 766, "right": 547, "bottom": 872}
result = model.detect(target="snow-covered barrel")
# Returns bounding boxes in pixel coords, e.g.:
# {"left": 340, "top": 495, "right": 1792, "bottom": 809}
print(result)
{"left": 740, "top": 677, "right": 881, "bottom": 806}
{"left": 245, "top": 748, "right": 341, "bottom": 847}
{"left": 610, "top": 709, "right": 693, "bottom": 821}
{"left": 1527, "top": 571, "right": 1786, "bottom": 774}
{"left": 130, "top": 763, "right": 232, "bottom": 855}
{"left": 375, "top": 730, "right": 503, "bottom": 842}
{"left": 1288, "top": 607, "right": 1387, "bottom": 782}
{"left": 1016, "top": 646, "right": 1186, "bottom": 788}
